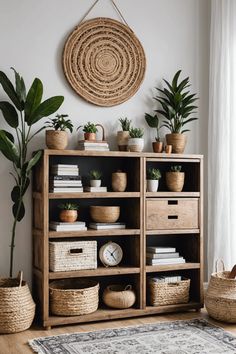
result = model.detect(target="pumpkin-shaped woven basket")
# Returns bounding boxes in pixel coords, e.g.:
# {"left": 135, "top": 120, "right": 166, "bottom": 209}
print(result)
{"left": 205, "top": 260, "right": 236, "bottom": 323}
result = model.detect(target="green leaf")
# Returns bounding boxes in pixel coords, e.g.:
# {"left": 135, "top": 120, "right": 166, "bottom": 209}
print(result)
{"left": 0, "top": 130, "right": 19, "bottom": 165}
{"left": 172, "top": 70, "right": 181, "bottom": 89}
{"left": 0, "top": 71, "right": 21, "bottom": 110}
{"left": 11, "top": 185, "right": 20, "bottom": 203}
{"left": 29, "top": 96, "right": 64, "bottom": 125}
{"left": 181, "top": 129, "right": 190, "bottom": 133}
{"left": 145, "top": 113, "right": 159, "bottom": 128}
{"left": 22, "top": 177, "right": 30, "bottom": 195}
{"left": 25, "top": 78, "right": 43, "bottom": 123}
{"left": 12, "top": 200, "right": 25, "bottom": 221}
{"left": 11, "top": 68, "right": 26, "bottom": 108}
{"left": 26, "top": 150, "right": 42, "bottom": 174}
{"left": 2, "top": 130, "right": 14, "bottom": 143}
{"left": 0, "top": 101, "right": 18, "bottom": 127}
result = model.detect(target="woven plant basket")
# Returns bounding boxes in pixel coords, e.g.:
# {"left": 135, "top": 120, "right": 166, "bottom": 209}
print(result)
{"left": 166, "top": 172, "right": 185, "bottom": 192}
{"left": 205, "top": 260, "right": 236, "bottom": 323}
{"left": 102, "top": 284, "right": 136, "bottom": 309}
{"left": 166, "top": 133, "right": 187, "bottom": 154}
{"left": 148, "top": 278, "right": 190, "bottom": 306}
{"left": 0, "top": 272, "right": 35, "bottom": 334}
{"left": 49, "top": 279, "right": 99, "bottom": 316}
{"left": 46, "top": 130, "right": 68, "bottom": 150}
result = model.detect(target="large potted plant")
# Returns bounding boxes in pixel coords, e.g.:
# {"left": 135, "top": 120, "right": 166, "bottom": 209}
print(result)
{"left": 128, "top": 127, "right": 144, "bottom": 152}
{"left": 45, "top": 114, "right": 73, "bottom": 149}
{"left": 154, "top": 70, "right": 198, "bottom": 153}
{"left": 0, "top": 68, "right": 64, "bottom": 333}
{"left": 117, "top": 117, "right": 131, "bottom": 151}
{"left": 145, "top": 113, "right": 163, "bottom": 153}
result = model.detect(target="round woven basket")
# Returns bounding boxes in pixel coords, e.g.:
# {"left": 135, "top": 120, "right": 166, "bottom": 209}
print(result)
{"left": 103, "top": 284, "right": 136, "bottom": 309}
{"left": 63, "top": 18, "right": 146, "bottom": 107}
{"left": 49, "top": 279, "right": 99, "bottom": 316}
{"left": 148, "top": 278, "right": 190, "bottom": 306}
{"left": 166, "top": 133, "right": 187, "bottom": 154}
{"left": 166, "top": 172, "right": 185, "bottom": 192}
{"left": 46, "top": 130, "right": 68, "bottom": 150}
{"left": 0, "top": 275, "right": 35, "bottom": 334}
{"left": 205, "top": 263, "right": 236, "bottom": 322}
{"left": 90, "top": 206, "right": 120, "bottom": 223}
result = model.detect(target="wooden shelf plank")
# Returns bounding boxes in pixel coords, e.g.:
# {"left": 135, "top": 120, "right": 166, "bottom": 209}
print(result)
{"left": 45, "top": 149, "right": 142, "bottom": 157}
{"left": 49, "top": 229, "right": 140, "bottom": 238}
{"left": 44, "top": 302, "right": 202, "bottom": 327}
{"left": 49, "top": 192, "right": 140, "bottom": 199}
{"left": 146, "top": 263, "right": 200, "bottom": 272}
{"left": 146, "top": 156, "right": 202, "bottom": 162}
{"left": 146, "top": 229, "right": 200, "bottom": 235}
{"left": 146, "top": 192, "right": 200, "bottom": 198}
{"left": 49, "top": 266, "right": 140, "bottom": 279}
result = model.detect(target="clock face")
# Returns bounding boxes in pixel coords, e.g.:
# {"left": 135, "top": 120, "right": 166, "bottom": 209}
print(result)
{"left": 99, "top": 242, "right": 123, "bottom": 267}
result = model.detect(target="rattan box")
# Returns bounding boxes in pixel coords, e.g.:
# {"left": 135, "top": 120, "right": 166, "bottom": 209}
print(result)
{"left": 148, "top": 278, "right": 190, "bottom": 306}
{"left": 49, "top": 240, "right": 97, "bottom": 272}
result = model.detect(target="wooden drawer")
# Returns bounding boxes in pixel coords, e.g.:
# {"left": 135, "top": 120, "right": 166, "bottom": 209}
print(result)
{"left": 146, "top": 198, "right": 199, "bottom": 230}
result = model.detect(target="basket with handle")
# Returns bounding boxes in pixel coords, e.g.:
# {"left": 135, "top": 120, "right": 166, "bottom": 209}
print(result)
{"left": 205, "top": 259, "right": 236, "bottom": 322}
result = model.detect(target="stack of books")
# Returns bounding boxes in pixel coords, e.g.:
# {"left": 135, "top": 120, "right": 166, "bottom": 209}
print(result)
{"left": 84, "top": 186, "right": 107, "bottom": 192}
{"left": 149, "top": 275, "right": 182, "bottom": 283}
{"left": 89, "top": 222, "right": 126, "bottom": 230}
{"left": 78, "top": 140, "right": 109, "bottom": 151}
{"left": 49, "top": 221, "right": 87, "bottom": 231}
{"left": 50, "top": 164, "right": 83, "bottom": 193}
{"left": 146, "top": 246, "right": 186, "bottom": 265}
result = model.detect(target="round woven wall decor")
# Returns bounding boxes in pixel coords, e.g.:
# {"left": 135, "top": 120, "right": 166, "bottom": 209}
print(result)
{"left": 63, "top": 18, "right": 146, "bottom": 107}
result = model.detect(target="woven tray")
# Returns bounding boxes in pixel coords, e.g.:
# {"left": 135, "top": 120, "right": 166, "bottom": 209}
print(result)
{"left": 63, "top": 17, "right": 146, "bottom": 107}
{"left": 148, "top": 278, "right": 190, "bottom": 306}
{"left": 50, "top": 279, "right": 99, "bottom": 316}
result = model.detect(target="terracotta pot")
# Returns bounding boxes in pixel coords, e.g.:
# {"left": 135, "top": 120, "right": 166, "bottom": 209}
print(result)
{"left": 112, "top": 172, "right": 127, "bottom": 192}
{"left": 166, "top": 172, "right": 185, "bottom": 192}
{"left": 128, "top": 138, "right": 144, "bottom": 152}
{"left": 90, "top": 180, "right": 101, "bottom": 187}
{"left": 102, "top": 284, "right": 136, "bottom": 309}
{"left": 84, "top": 132, "right": 96, "bottom": 141}
{"left": 59, "top": 210, "right": 78, "bottom": 223}
{"left": 46, "top": 130, "right": 68, "bottom": 150}
{"left": 117, "top": 131, "right": 130, "bottom": 151}
{"left": 166, "top": 133, "right": 187, "bottom": 154}
{"left": 152, "top": 141, "right": 163, "bottom": 153}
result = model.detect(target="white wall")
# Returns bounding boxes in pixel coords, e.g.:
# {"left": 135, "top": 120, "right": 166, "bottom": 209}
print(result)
{"left": 0, "top": 0, "right": 210, "bottom": 284}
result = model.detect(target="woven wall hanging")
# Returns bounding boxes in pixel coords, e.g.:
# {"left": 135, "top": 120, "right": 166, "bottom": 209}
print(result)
{"left": 62, "top": 0, "right": 146, "bottom": 107}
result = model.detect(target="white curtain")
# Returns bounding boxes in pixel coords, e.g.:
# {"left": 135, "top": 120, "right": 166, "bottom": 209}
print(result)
{"left": 208, "top": 0, "right": 236, "bottom": 277}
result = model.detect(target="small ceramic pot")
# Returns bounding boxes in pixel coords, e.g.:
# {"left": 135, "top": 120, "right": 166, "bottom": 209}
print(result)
{"left": 90, "top": 180, "right": 101, "bottom": 187}
{"left": 59, "top": 210, "right": 78, "bottom": 223}
{"left": 46, "top": 130, "right": 68, "bottom": 150}
{"left": 165, "top": 144, "right": 172, "bottom": 153}
{"left": 147, "top": 179, "right": 159, "bottom": 192}
{"left": 84, "top": 132, "right": 96, "bottom": 141}
{"left": 152, "top": 141, "right": 163, "bottom": 153}
{"left": 112, "top": 172, "right": 127, "bottom": 192}
{"left": 117, "top": 131, "right": 130, "bottom": 151}
{"left": 128, "top": 138, "right": 144, "bottom": 152}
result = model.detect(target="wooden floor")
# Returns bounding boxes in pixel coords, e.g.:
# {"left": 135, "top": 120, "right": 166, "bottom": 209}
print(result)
{"left": 1, "top": 310, "right": 236, "bottom": 354}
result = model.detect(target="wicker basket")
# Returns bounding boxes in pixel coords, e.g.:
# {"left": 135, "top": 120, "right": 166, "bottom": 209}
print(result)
{"left": 148, "top": 278, "right": 190, "bottom": 306}
{"left": 0, "top": 272, "right": 35, "bottom": 334}
{"left": 166, "top": 172, "right": 185, "bottom": 192}
{"left": 49, "top": 279, "right": 99, "bottom": 316}
{"left": 46, "top": 130, "right": 68, "bottom": 150}
{"left": 102, "top": 284, "right": 136, "bottom": 309}
{"left": 49, "top": 241, "right": 97, "bottom": 272}
{"left": 205, "top": 260, "right": 236, "bottom": 323}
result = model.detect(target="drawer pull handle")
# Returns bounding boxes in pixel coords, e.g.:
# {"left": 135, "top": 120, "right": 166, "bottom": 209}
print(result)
{"left": 168, "top": 200, "right": 178, "bottom": 205}
{"left": 69, "top": 248, "right": 83, "bottom": 254}
{"left": 168, "top": 215, "right": 178, "bottom": 219}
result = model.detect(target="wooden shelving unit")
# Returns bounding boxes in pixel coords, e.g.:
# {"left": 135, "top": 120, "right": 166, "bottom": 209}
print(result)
{"left": 32, "top": 150, "right": 203, "bottom": 328}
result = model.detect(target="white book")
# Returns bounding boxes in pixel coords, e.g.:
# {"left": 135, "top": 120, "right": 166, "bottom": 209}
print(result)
{"left": 51, "top": 164, "right": 79, "bottom": 169}
{"left": 50, "top": 221, "right": 86, "bottom": 226}
{"left": 89, "top": 222, "right": 126, "bottom": 230}
{"left": 51, "top": 171, "right": 80, "bottom": 176}
{"left": 50, "top": 188, "right": 84, "bottom": 193}
{"left": 49, "top": 225, "right": 87, "bottom": 231}
{"left": 50, "top": 182, "right": 83, "bottom": 186}
{"left": 146, "top": 252, "right": 180, "bottom": 259}
{"left": 150, "top": 275, "right": 182, "bottom": 283}
{"left": 146, "top": 246, "right": 176, "bottom": 254}
{"left": 147, "top": 258, "right": 186, "bottom": 266}
{"left": 84, "top": 186, "right": 107, "bottom": 192}
{"left": 78, "top": 147, "right": 109, "bottom": 151}
{"left": 79, "top": 143, "right": 109, "bottom": 147}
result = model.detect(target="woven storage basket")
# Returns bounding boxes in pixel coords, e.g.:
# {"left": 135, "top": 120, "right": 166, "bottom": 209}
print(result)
{"left": 49, "top": 279, "right": 99, "bottom": 316}
{"left": 0, "top": 272, "right": 35, "bottom": 334}
{"left": 49, "top": 240, "right": 97, "bottom": 272}
{"left": 205, "top": 260, "right": 236, "bottom": 323}
{"left": 148, "top": 278, "right": 190, "bottom": 306}
{"left": 166, "top": 172, "right": 185, "bottom": 192}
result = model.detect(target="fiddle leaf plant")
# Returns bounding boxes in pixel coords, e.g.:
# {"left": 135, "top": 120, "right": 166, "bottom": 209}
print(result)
{"left": 0, "top": 68, "right": 64, "bottom": 277}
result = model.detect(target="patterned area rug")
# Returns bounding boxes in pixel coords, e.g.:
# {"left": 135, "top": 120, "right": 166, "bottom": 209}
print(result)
{"left": 29, "top": 319, "right": 236, "bottom": 354}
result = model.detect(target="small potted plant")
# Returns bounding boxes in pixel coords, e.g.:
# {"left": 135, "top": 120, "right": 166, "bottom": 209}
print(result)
{"left": 154, "top": 70, "right": 198, "bottom": 153}
{"left": 58, "top": 203, "right": 79, "bottom": 222}
{"left": 89, "top": 170, "right": 102, "bottom": 187}
{"left": 128, "top": 127, "right": 144, "bottom": 152}
{"left": 146, "top": 168, "right": 161, "bottom": 192}
{"left": 117, "top": 117, "right": 131, "bottom": 151}
{"left": 81, "top": 122, "right": 98, "bottom": 141}
{"left": 145, "top": 113, "right": 163, "bottom": 153}
{"left": 45, "top": 114, "right": 73, "bottom": 150}
{"left": 166, "top": 165, "right": 185, "bottom": 192}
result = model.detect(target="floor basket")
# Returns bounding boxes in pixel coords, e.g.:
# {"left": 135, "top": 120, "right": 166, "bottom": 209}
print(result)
{"left": 0, "top": 272, "right": 35, "bottom": 334}
{"left": 49, "top": 279, "right": 99, "bottom": 316}
{"left": 205, "top": 260, "right": 236, "bottom": 322}
{"left": 148, "top": 278, "right": 190, "bottom": 306}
